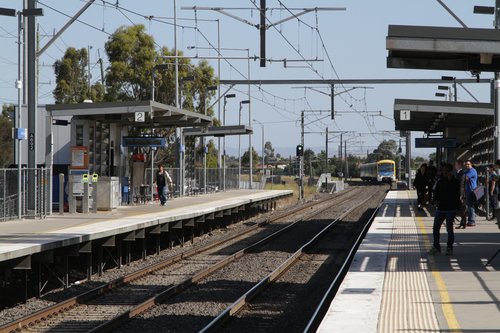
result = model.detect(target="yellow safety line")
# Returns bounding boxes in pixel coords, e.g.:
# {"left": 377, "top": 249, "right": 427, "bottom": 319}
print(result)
{"left": 416, "top": 214, "right": 462, "bottom": 332}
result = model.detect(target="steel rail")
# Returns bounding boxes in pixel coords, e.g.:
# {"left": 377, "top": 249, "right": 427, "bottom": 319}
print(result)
{"left": 302, "top": 200, "right": 384, "bottom": 333}
{"left": 0, "top": 188, "right": 357, "bottom": 333}
{"left": 199, "top": 189, "right": 381, "bottom": 333}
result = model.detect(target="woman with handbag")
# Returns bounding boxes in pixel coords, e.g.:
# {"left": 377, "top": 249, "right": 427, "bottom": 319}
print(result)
{"left": 155, "top": 164, "right": 173, "bottom": 206}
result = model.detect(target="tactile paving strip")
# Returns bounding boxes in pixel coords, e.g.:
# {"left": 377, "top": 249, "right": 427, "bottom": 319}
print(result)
{"left": 378, "top": 196, "right": 440, "bottom": 332}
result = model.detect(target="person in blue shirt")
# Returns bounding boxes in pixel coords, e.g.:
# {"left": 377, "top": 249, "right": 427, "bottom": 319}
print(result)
{"left": 464, "top": 160, "right": 477, "bottom": 227}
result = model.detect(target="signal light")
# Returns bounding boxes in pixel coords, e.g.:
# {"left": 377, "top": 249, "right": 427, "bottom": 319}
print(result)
{"left": 296, "top": 145, "right": 304, "bottom": 156}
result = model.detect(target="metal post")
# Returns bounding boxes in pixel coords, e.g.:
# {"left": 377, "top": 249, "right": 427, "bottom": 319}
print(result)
{"left": 238, "top": 103, "right": 242, "bottom": 188}
{"left": 223, "top": 98, "right": 227, "bottom": 191}
{"left": 83, "top": 182, "right": 89, "bottom": 214}
{"left": 17, "top": 12, "right": 23, "bottom": 219}
{"left": 92, "top": 181, "right": 97, "bottom": 213}
{"left": 406, "top": 131, "right": 412, "bottom": 189}
{"left": 217, "top": 19, "right": 222, "bottom": 179}
{"left": 247, "top": 48, "right": 252, "bottom": 189}
{"left": 151, "top": 148, "right": 155, "bottom": 202}
{"left": 68, "top": 176, "right": 75, "bottom": 214}
{"left": 340, "top": 133, "right": 343, "bottom": 178}
{"left": 59, "top": 173, "right": 64, "bottom": 215}
{"left": 325, "top": 127, "right": 328, "bottom": 191}
{"left": 344, "top": 140, "right": 348, "bottom": 181}
{"left": 300, "top": 111, "right": 305, "bottom": 201}
{"left": 27, "top": 0, "right": 37, "bottom": 215}
{"left": 204, "top": 143, "right": 207, "bottom": 193}
{"left": 261, "top": 124, "right": 264, "bottom": 176}
{"left": 496, "top": 77, "right": 500, "bottom": 161}
{"left": 486, "top": 169, "right": 490, "bottom": 219}
{"left": 249, "top": 101, "right": 253, "bottom": 190}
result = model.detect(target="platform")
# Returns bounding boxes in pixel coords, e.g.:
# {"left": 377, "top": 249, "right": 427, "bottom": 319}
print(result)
{"left": 318, "top": 190, "right": 500, "bottom": 333}
{"left": 0, "top": 190, "right": 291, "bottom": 268}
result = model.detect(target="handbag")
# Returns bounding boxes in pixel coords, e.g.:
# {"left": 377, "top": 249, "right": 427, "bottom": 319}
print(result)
{"left": 473, "top": 185, "right": 485, "bottom": 202}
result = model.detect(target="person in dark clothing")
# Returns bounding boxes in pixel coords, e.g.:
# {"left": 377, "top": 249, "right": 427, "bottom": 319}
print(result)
{"left": 454, "top": 160, "right": 467, "bottom": 229}
{"left": 426, "top": 160, "right": 438, "bottom": 204}
{"left": 155, "top": 164, "right": 173, "bottom": 206}
{"left": 487, "top": 164, "right": 498, "bottom": 220}
{"left": 429, "top": 164, "right": 461, "bottom": 256}
{"left": 413, "top": 163, "right": 428, "bottom": 210}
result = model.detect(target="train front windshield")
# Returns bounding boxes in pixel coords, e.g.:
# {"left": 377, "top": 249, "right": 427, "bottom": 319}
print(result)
{"left": 378, "top": 163, "right": 394, "bottom": 175}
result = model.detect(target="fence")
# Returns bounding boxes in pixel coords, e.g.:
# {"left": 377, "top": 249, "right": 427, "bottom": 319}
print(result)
{"left": 0, "top": 168, "right": 50, "bottom": 222}
{"left": 144, "top": 167, "right": 255, "bottom": 196}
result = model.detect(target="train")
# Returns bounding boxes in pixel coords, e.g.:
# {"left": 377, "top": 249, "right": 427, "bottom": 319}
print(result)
{"left": 360, "top": 159, "right": 396, "bottom": 183}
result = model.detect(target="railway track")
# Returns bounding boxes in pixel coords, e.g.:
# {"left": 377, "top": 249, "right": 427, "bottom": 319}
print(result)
{"left": 201, "top": 187, "right": 386, "bottom": 333}
{"left": 0, "top": 187, "right": 363, "bottom": 333}
{"left": 115, "top": 186, "right": 387, "bottom": 333}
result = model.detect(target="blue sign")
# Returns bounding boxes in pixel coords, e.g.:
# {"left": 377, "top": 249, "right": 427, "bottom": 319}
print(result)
{"left": 14, "top": 128, "right": 27, "bottom": 140}
{"left": 122, "top": 137, "right": 166, "bottom": 147}
{"left": 415, "top": 138, "right": 457, "bottom": 148}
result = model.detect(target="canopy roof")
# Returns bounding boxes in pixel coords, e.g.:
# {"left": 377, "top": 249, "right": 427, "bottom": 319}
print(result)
{"left": 46, "top": 100, "right": 212, "bottom": 128}
{"left": 394, "top": 99, "right": 493, "bottom": 132}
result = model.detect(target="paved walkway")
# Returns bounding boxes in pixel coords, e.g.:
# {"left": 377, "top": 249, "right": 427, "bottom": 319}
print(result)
{"left": 317, "top": 190, "right": 500, "bottom": 333}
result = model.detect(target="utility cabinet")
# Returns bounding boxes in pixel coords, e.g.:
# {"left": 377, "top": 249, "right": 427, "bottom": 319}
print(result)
{"left": 96, "top": 176, "right": 120, "bottom": 210}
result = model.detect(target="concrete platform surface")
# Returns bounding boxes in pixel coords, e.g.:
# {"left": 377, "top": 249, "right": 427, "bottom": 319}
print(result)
{"left": 317, "top": 190, "right": 500, "bottom": 333}
{"left": 0, "top": 190, "right": 292, "bottom": 263}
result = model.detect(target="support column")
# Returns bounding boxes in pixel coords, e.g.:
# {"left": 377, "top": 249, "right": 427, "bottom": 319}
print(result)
{"left": 406, "top": 131, "right": 412, "bottom": 189}
{"left": 495, "top": 77, "right": 500, "bottom": 161}
{"left": 27, "top": 0, "right": 37, "bottom": 215}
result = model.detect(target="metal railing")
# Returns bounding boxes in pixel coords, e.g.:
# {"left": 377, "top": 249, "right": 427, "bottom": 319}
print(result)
{"left": 0, "top": 168, "right": 50, "bottom": 222}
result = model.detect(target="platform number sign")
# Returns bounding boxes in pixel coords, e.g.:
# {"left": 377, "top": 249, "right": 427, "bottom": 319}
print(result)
{"left": 400, "top": 110, "right": 410, "bottom": 121}
{"left": 135, "top": 111, "right": 145, "bottom": 122}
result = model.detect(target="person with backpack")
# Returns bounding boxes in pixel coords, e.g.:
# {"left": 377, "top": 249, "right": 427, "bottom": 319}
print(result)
{"left": 413, "top": 163, "right": 428, "bottom": 210}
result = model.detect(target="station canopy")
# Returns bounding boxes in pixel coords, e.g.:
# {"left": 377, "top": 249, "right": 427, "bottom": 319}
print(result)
{"left": 183, "top": 125, "right": 253, "bottom": 137}
{"left": 46, "top": 100, "right": 212, "bottom": 128}
{"left": 387, "top": 25, "right": 500, "bottom": 71}
{"left": 394, "top": 99, "right": 493, "bottom": 132}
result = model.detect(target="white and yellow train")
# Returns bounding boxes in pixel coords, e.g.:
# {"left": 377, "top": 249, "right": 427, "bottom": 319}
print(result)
{"left": 360, "top": 159, "right": 396, "bottom": 183}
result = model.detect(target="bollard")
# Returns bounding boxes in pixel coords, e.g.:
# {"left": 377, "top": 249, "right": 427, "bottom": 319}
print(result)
{"left": 59, "top": 173, "right": 64, "bottom": 215}
{"left": 92, "top": 182, "right": 97, "bottom": 213}
{"left": 68, "top": 177, "right": 76, "bottom": 214}
{"left": 83, "top": 182, "right": 89, "bottom": 214}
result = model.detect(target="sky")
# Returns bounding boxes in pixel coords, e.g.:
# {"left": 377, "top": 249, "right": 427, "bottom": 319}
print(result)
{"left": 0, "top": 0, "right": 496, "bottom": 158}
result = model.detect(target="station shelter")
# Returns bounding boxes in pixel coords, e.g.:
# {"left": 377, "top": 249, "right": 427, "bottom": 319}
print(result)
{"left": 387, "top": 24, "right": 500, "bottom": 169}
{"left": 45, "top": 100, "right": 212, "bottom": 211}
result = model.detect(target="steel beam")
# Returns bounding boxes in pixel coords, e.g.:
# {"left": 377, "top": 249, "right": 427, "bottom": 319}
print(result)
{"left": 220, "top": 78, "right": 489, "bottom": 85}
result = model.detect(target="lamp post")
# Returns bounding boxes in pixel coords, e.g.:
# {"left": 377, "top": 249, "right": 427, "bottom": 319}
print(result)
{"left": 203, "top": 85, "right": 217, "bottom": 194}
{"left": 238, "top": 100, "right": 250, "bottom": 187}
{"left": 253, "top": 119, "right": 264, "bottom": 186}
{"left": 222, "top": 93, "right": 236, "bottom": 190}
{"left": 0, "top": 6, "right": 43, "bottom": 219}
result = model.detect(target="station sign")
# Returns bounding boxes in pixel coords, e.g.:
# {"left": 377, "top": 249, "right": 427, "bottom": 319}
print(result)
{"left": 122, "top": 136, "right": 166, "bottom": 147}
{"left": 415, "top": 138, "right": 457, "bottom": 148}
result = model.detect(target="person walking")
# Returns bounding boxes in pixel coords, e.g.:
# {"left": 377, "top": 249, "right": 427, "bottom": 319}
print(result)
{"left": 426, "top": 160, "right": 438, "bottom": 204}
{"left": 413, "top": 163, "right": 428, "bottom": 210}
{"left": 455, "top": 160, "right": 467, "bottom": 229}
{"left": 155, "top": 163, "right": 173, "bottom": 206}
{"left": 464, "top": 160, "right": 478, "bottom": 227}
{"left": 428, "top": 163, "right": 461, "bottom": 256}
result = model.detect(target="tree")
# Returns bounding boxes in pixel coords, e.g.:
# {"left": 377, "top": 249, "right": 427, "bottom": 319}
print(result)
{"left": 105, "top": 24, "right": 156, "bottom": 101}
{"left": 241, "top": 147, "right": 259, "bottom": 168}
{"left": 366, "top": 139, "right": 398, "bottom": 162}
{"left": 0, "top": 104, "right": 14, "bottom": 167}
{"left": 264, "top": 141, "right": 275, "bottom": 164}
{"left": 428, "top": 152, "right": 436, "bottom": 162}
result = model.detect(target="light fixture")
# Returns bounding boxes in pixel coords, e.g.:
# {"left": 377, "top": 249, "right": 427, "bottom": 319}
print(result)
{"left": 225, "top": 94, "right": 236, "bottom": 99}
{"left": 435, "top": 93, "right": 446, "bottom": 97}
{"left": 438, "top": 85, "right": 449, "bottom": 90}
